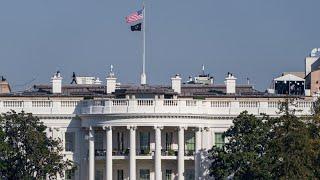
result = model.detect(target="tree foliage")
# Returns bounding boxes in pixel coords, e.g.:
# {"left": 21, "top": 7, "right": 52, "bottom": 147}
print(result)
{"left": 209, "top": 100, "right": 320, "bottom": 179}
{"left": 0, "top": 111, "right": 74, "bottom": 179}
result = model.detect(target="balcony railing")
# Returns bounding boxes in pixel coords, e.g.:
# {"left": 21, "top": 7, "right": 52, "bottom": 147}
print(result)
{"left": 137, "top": 148, "right": 153, "bottom": 156}
{"left": 161, "top": 149, "right": 178, "bottom": 156}
{"left": 93, "top": 148, "right": 194, "bottom": 157}
{"left": 81, "top": 99, "right": 313, "bottom": 116}
{"left": 184, "top": 150, "right": 195, "bottom": 156}
{"left": 113, "top": 149, "right": 129, "bottom": 156}
{"left": 95, "top": 149, "right": 130, "bottom": 156}
{"left": 95, "top": 149, "right": 106, "bottom": 157}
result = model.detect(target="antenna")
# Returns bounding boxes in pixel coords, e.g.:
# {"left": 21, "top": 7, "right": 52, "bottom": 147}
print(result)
{"left": 109, "top": 64, "right": 115, "bottom": 77}
{"left": 110, "top": 64, "right": 113, "bottom": 72}
{"left": 202, "top": 64, "right": 205, "bottom": 75}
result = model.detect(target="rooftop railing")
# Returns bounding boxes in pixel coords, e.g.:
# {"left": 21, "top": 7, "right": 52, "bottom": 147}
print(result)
{"left": 0, "top": 98, "right": 314, "bottom": 116}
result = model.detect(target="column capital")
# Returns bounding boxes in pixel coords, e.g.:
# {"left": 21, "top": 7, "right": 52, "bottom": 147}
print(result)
{"left": 203, "top": 127, "right": 210, "bottom": 132}
{"left": 178, "top": 126, "right": 188, "bottom": 131}
{"left": 102, "top": 125, "right": 112, "bottom": 131}
{"left": 153, "top": 125, "right": 163, "bottom": 130}
{"left": 195, "top": 126, "right": 204, "bottom": 132}
{"left": 126, "top": 125, "right": 137, "bottom": 130}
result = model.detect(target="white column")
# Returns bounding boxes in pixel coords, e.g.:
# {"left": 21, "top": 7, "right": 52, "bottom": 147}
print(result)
{"left": 154, "top": 126, "right": 163, "bottom": 180}
{"left": 128, "top": 126, "right": 137, "bottom": 180}
{"left": 88, "top": 126, "right": 95, "bottom": 180}
{"left": 178, "top": 126, "right": 187, "bottom": 180}
{"left": 195, "top": 127, "right": 203, "bottom": 180}
{"left": 104, "top": 126, "right": 112, "bottom": 180}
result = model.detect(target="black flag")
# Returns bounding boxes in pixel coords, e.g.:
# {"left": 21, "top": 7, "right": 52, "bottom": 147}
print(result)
{"left": 131, "top": 23, "right": 142, "bottom": 31}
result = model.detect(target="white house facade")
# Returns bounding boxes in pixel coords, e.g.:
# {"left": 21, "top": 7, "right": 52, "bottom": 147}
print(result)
{"left": 0, "top": 71, "right": 315, "bottom": 180}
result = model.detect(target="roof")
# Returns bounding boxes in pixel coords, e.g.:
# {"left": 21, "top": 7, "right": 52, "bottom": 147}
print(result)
{"left": 0, "top": 81, "right": 305, "bottom": 99}
{"left": 274, "top": 74, "right": 305, "bottom": 82}
{"left": 282, "top": 72, "right": 305, "bottom": 79}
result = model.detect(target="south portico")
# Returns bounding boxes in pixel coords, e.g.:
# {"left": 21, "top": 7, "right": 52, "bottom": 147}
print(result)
{"left": 80, "top": 114, "right": 227, "bottom": 180}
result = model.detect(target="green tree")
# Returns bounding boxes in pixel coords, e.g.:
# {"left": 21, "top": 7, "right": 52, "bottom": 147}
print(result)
{"left": 209, "top": 111, "right": 272, "bottom": 179}
{"left": 0, "top": 111, "right": 75, "bottom": 179}
{"left": 209, "top": 99, "right": 320, "bottom": 180}
{"left": 265, "top": 99, "right": 320, "bottom": 179}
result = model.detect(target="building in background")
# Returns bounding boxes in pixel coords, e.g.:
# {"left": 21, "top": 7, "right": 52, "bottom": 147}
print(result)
{"left": 0, "top": 76, "right": 11, "bottom": 94}
{"left": 268, "top": 48, "right": 320, "bottom": 97}
{"left": 305, "top": 48, "right": 320, "bottom": 96}
{"left": 273, "top": 73, "right": 305, "bottom": 95}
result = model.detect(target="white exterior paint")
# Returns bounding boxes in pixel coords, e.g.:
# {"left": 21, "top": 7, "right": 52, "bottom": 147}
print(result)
{"left": 0, "top": 96, "right": 314, "bottom": 180}
{"left": 51, "top": 72, "right": 63, "bottom": 94}
{"left": 106, "top": 77, "right": 117, "bottom": 94}
{"left": 225, "top": 74, "right": 236, "bottom": 94}
{"left": 171, "top": 74, "right": 182, "bottom": 94}
{"left": 305, "top": 56, "right": 319, "bottom": 76}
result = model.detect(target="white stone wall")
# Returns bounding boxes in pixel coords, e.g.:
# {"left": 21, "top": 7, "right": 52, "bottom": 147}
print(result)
{"left": 0, "top": 96, "right": 315, "bottom": 180}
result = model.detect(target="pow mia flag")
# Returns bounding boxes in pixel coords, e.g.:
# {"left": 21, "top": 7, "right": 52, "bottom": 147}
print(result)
{"left": 131, "top": 23, "right": 142, "bottom": 31}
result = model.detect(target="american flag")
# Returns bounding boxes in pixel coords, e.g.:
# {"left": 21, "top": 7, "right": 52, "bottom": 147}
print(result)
{"left": 126, "top": 9, "right": 143, "bottom": 23}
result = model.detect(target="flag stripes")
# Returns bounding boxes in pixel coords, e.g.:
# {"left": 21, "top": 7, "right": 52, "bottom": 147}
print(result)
{"left": 126, "top": 9, "right": 143, "bottom": 23}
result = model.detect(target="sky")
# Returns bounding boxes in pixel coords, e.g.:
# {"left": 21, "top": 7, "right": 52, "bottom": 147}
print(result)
{"left": 0, "top": 0, "right": 319, "bottom": 91}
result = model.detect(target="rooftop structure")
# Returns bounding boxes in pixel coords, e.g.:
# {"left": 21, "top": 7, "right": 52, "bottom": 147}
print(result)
{"left": 0, "top": 76, "right": 11, "bottom": 94}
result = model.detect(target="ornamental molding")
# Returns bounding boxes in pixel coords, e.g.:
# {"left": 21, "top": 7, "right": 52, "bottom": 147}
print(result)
{"left": 80, "top": 113, "right": 237, "bottom": 121}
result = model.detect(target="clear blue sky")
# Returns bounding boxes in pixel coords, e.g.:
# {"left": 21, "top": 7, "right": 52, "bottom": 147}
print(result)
{"left": 0, "top": 0, "right": 319, "bottom": 91}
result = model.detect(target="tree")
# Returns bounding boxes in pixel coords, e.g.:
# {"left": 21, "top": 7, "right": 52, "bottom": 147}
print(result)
{"left": 209, "top": 100, "right": 320, "bottom": 179}
{"left": 266, "top": 113, "right": 316, "bottom": 179}
{"left": 0, "top": 111, "right": 74, "bottom": 179}
{"left": 208, "top": 111, "right": 272, "bottom": 179}
{"left": 265, "top": 99, "right": 320, "bottom": 179}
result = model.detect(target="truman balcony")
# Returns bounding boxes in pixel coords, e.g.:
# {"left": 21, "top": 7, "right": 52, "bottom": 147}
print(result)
{"left": 91, "top": 126, "right": 196, "bottom": 161}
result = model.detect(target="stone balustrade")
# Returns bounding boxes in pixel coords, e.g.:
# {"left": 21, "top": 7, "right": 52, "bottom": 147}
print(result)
{"left": 82, "top": 99, "right": 313, "bottom": 116}
{"left": 0, "top": 98, "right": 314, "bottom": 116}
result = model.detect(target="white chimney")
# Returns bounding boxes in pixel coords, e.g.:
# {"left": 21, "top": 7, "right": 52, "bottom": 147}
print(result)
{"left": 51, "top": 71, "right": 63, "bottom": 94}
{"left": 106, "top": 65, "right": 117, "bottom": 94}
{"left": 171, "top": 74, "right": 182, "bottom": 94}
{"left": 225, "top": 72, "right": 236, "bottom": 94}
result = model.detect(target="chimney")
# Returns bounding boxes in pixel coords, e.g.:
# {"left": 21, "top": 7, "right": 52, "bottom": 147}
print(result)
{"left": 106, "top": 65, "right": 117, "bottom": 94}
{"left": 51, "top": 71, "right": 63, "bottom": 94}
{"left": 0, "top": 76, "right": 11, "bottom": 94}
{"left": 225, "top": 72, "right": 237, "bottom": 94}
{"left": 171, "top": 74, "right": 182, "bottom": 94}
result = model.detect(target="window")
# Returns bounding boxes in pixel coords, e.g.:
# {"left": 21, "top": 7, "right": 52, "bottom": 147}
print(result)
{"left": 117, "top": 169, "right": 124, "bottom": 180}
{"left": 185, "top": 169, "right": 195, "bottom": 180}
{"left": 165, "top": 132, "right": 173, "bottom": 150}
{"left": 139, "top": 169, "right": 150, "bottom": 180}
{"left": 95, "top": 170, "right": 103, "bottom": 180}
{"left": 117, "top": 132, "right": 124, "bottom": 151}
{"left": 215, "top": 133, "right": 225, "bottom": 148}
{"left": 65, "top": 169, "right": 75, "bottom": 180}
{"left": 185, "top": 133, "right": 195, "bottom": 155}
{"left": 139, "top": 132, "right": 150, "bottom": 154}
{"left": 165, "top": 169, "right": 172, "bottom": 180}
{"left": 65, "top": 132, "right": 75, "bottom": 152}
{"left": 94, "top": 131, "right": 104, "bottom": 150}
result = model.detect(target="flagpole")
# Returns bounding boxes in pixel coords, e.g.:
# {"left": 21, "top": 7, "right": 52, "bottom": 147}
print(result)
{"left": 141, "top": 1, "right": 147, "bottom": 85}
